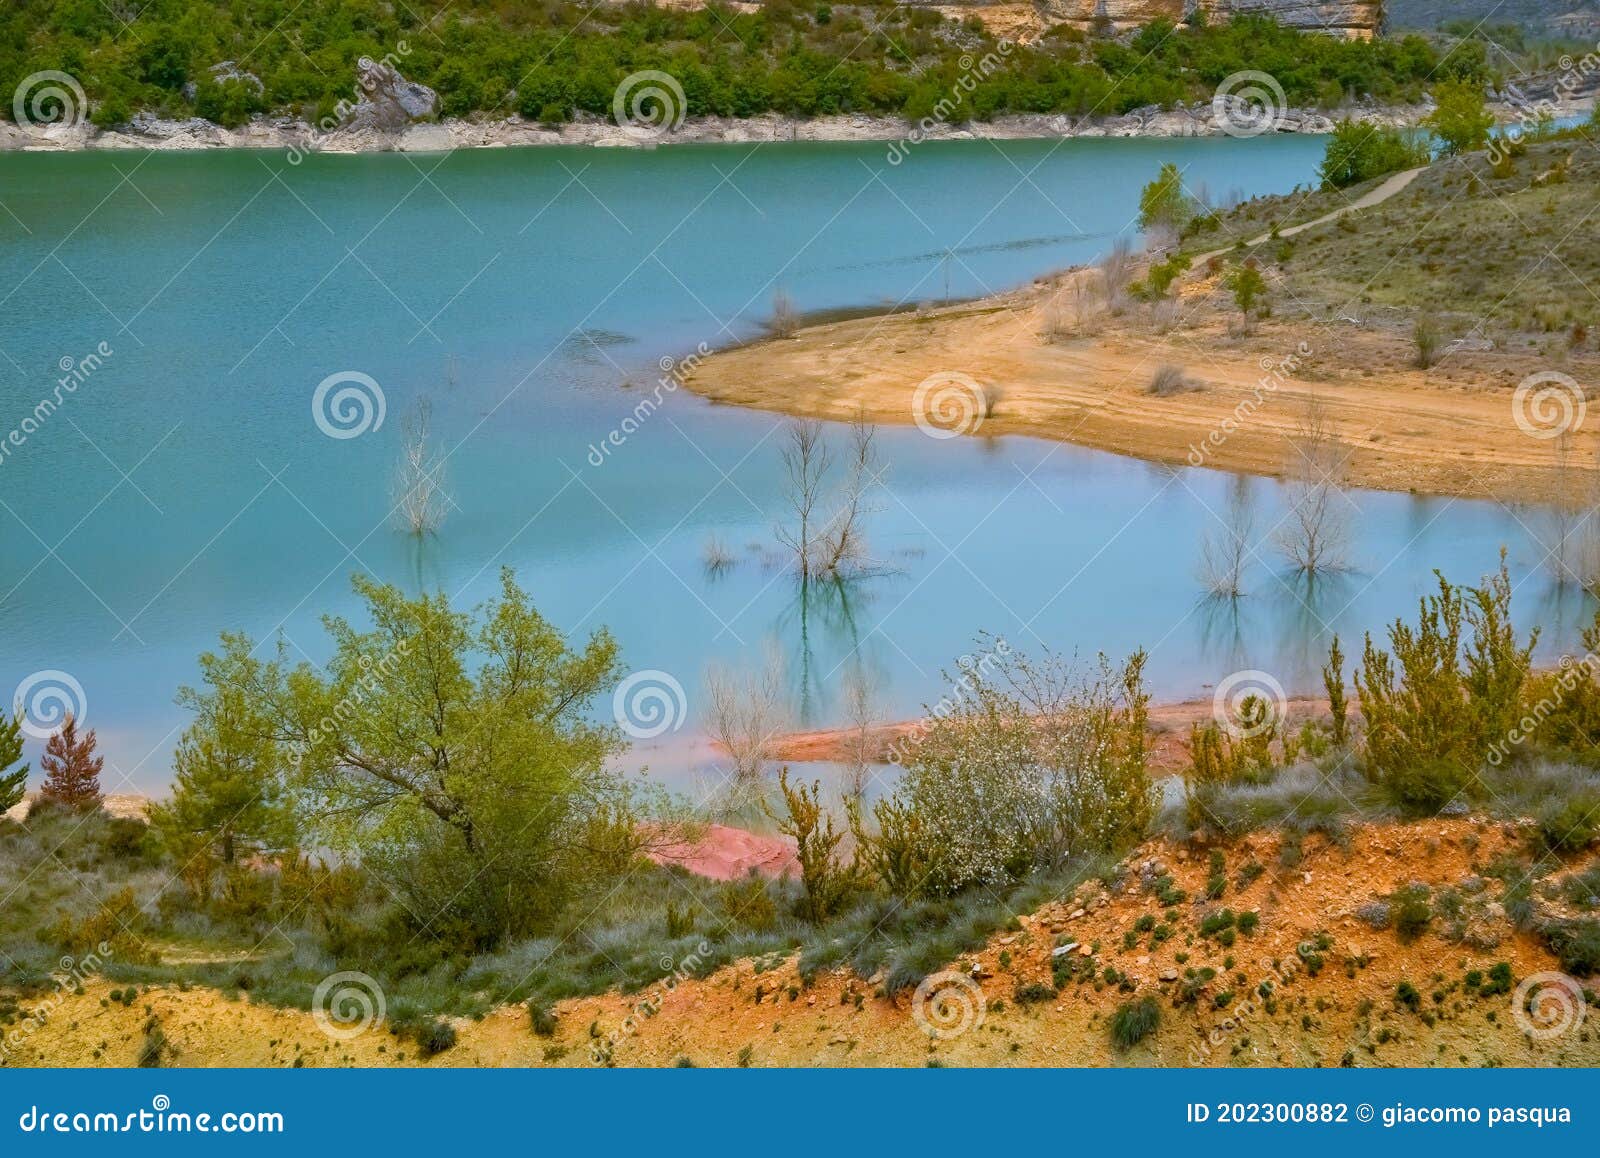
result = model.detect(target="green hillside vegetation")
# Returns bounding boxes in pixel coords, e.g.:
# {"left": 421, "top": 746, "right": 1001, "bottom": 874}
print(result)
{"left": 6, "top": 558, "right": 1600, "bottom": 1036}
{"left": 1201, "top": 132, "right": 1600, "bottom": 341}
{"left": 0, "top": 4, "right": 1480, "bottom": 129}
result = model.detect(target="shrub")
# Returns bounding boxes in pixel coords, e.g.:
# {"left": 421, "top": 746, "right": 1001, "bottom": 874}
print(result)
{"left": 1355, "top": 901, "right": 1391, "bottom": 930}
{"left": 1109, "top": 997, "right": 1160, "bottom": 1049}
{"left": 1395, "top": 980, "right": 1421, "bottom": 1011}
{"left": 1147, "top": 364, "right": 1192, "bottom": 396}
{"left": 1543, "top": 919, "right": 1600, "bottom": 976}
{"left": 1013, "top": 981, "right": 1057, "bottom": 1005}
{"left": 1412, "top": 313, "right": 1441, "bottom": 369}
{"left": 528, "top": 1001, "right": 558, "bottom": 1037}
{"left": 415, "top": 1019, "right": 458, "bottom": 1057}
{"left": 1390, "top": 885, "right": 1433, "bottom": 942}
{"left": 1535, "top": 789, "right": 1600, "bottom": 854}
{"left": 769, "top": 769, "right": 860, "bottom": 922}
{"left": 137, "top": 1018, "right": 169, "bottom": 1068}
{"left": 869, "top": 644, "right": 1155, "bottom": 896}
{"left": 1356, "top": 554, "right": 1534, "bottom": 807}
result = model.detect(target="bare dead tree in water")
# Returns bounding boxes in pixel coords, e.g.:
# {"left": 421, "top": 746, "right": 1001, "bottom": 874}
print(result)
{"left": 1570, "top": 448, "right": 1600, "bottom": 591}
{"left": 776, "top": 418, "right": 831, "bottom": 579}
{"left": 392, "top": 396, "right": 449, "bottom": 536}
{"left": 703, "top": 645, "right": 790, "bottom": 809}
{"left": 1546, "top": 431, "right": 1580, "bottom": 585}
{"left": 814, "top": 413, "right": 884, "bottom": 578}
{"left": 839, "top": 665, "right": 878, "bottom": 801}
{"left": 1274, "top": 395, "right": 1353, "bottom": 574}
{"left": 1198, "top": 474, "right": 1256, "bottom": 597}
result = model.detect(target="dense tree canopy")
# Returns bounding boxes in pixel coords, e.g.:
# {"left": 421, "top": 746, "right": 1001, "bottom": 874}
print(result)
{"left": 0, "top": 2, "right": 1479, "bottom": 130}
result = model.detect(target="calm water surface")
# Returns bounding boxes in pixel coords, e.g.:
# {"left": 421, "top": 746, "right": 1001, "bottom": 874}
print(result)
{"left": 0, "top": 137, "right": 1576, "bottom": 793}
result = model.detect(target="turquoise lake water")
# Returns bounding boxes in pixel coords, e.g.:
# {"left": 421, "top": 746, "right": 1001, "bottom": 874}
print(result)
{"left": 0, "top": 137, "right": 1579, "bottom": 794}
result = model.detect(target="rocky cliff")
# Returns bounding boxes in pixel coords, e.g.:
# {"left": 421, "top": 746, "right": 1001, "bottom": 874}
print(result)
{"left": 946, "top": 0, "right": 1383, "bottom": 38}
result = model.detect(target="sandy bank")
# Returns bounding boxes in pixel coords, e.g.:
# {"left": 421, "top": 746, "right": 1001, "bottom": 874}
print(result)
{"left": 684, "top": 242, "right": 1599, "bottom": 506}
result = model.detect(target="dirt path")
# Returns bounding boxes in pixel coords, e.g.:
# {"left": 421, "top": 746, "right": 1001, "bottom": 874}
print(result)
{"left": 1193, "top": 166, "right": 1425, "bottom": 264}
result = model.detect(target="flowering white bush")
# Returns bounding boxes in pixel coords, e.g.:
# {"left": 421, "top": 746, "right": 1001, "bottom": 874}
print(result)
{"left": 885, "top": 644, "right": 1156, "bottom": 896}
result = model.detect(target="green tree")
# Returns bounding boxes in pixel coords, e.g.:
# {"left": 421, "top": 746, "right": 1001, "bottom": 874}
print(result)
{"left": 1225, "top": 261, "right": 1267, "bottom": 318}
{"left": 1317, "top": 120, "right": 1428, "bottom": 189}
{"left": 220, "top": 568, "right": 644, "bottom": 943}
{"left": 1426, "top": 80, "right": 1494, "bottom": 156}
{"left": 0, "top": 710, "right": 27, "bottom": 814}
{"left": 1137, "top": 161, "right": 1195, "bottom": 237}
{"left": 149, "top": 645, "right": 295, "bottom": 867}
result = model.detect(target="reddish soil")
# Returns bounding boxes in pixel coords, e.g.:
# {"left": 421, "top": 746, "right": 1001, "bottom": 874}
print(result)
{"left": 646, "top": 823, "right": 798, "bottom": 881}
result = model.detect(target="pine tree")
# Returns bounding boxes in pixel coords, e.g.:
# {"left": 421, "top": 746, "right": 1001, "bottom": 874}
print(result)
{"left": 0, "top": 711, "right": 27, "bottom": 815}
{"left": 150, "top": 686, "right": 291, "bottom": 866}
{"left": 37, "top": 715, "right": 104, "bottom": 810}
